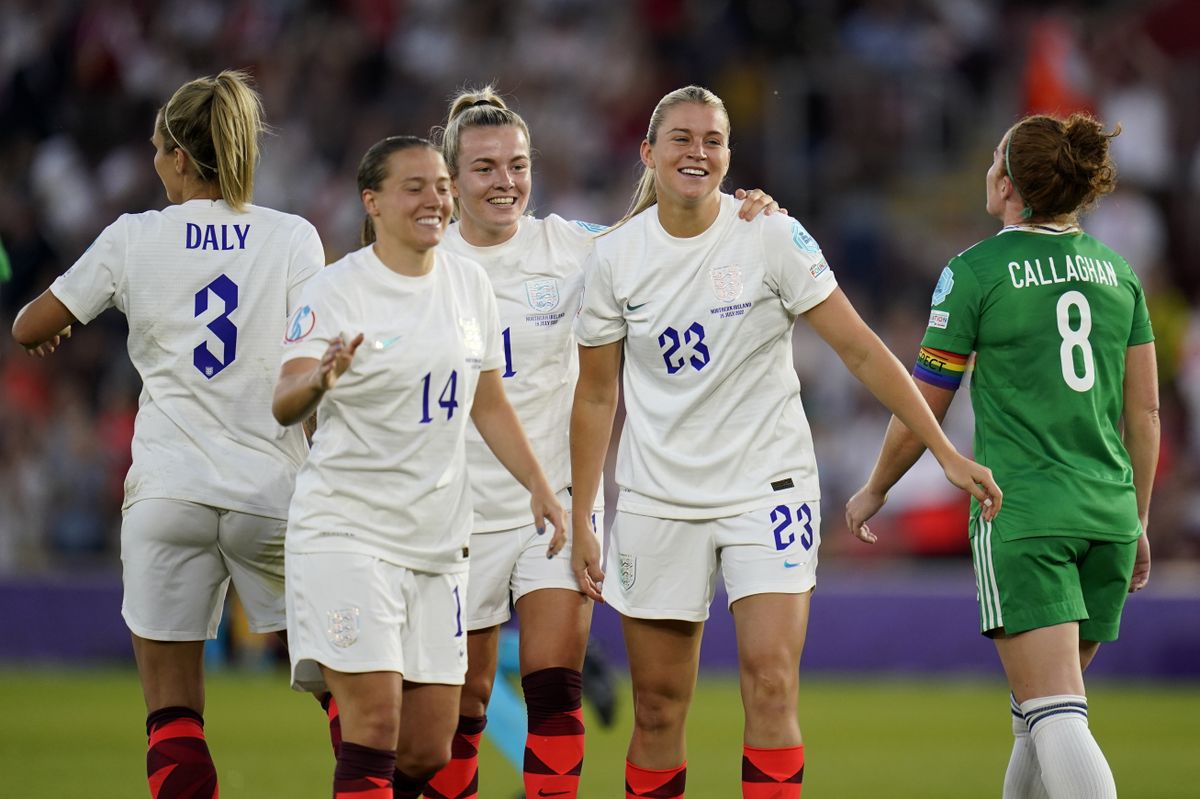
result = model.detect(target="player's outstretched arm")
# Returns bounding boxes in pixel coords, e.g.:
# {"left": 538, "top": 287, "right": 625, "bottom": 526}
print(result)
{"left": 272, "top": 333, "right": 363, "bottom": 426}
{"left": 1123, "top": 341, "right": 1159, "bottom": 592}
{"left": 803, "top": 289, "right": 1001, "bottom": 534}
{"left": 12, "top": 289, "right": 76, "bottom": 357}
{"left": 569, "top": 341, "right": 621, "bottom": 601}
{"left": 471, "top": 370, "right": 567, "bottom": 555}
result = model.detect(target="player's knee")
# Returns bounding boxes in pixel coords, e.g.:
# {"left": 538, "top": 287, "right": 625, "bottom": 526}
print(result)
{"left": 633, "top": 684, "right": 690, "bottom": 734}
{"left": 460, "top": 671, "right": 494, "bottom": 715}
{"left": 395, "top": 739, "right": 452, "bottom": 779}
{"left": 740, "top": 662, "right": 798, "bottom": 714}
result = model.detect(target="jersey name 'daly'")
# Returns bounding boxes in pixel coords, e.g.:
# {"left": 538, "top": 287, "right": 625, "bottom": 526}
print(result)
{"left": 1006, "top": 254, "right": 1118, "bottom": 289}
{"left": 186, "top": 222, "right": 250, "bottom": 251}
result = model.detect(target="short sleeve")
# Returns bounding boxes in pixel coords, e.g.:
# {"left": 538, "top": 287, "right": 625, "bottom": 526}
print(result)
{"left": 281, "top": 274, "right": 341, "bottom": 364}
{"left": 762, "top": 216, "right": 838, "bottom": 314}
{"left": 286, "top": 221, "right": 326, "bottom": 314}
{"left": 574, "top": 247, "right": 626, "bottom": 346}
{"left": 478, "top": 272, "right": 504, "bottom": 372}
{"left": 50, "top": 218, "right": 129, "bottom": 323}
{"left": 1127, "top": 272, "right": 1154, "bottom": 347}
{"left": 919, "top": 256, "right": 981, "bottom": 355}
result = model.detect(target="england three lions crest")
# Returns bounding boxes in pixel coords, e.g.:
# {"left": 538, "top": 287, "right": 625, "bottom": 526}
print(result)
{"left": 525, "top": 278, "right": 560, "bottom": 312}
{"left": 710, "top": 264, "right": 743, "bottom": 302}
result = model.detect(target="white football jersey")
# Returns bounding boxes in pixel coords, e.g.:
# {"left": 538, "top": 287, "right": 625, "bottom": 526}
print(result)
{"left": 282, "top": 245, "right": 503, "bottom": 573}
{"left": 50, "top": 199, "right": 323, "bottom": 518}
{"left": 442, "top": 215, "right": 604, "bottom": 532}
{"left": 575, "top": 192, "right": 838, "bottom": 519}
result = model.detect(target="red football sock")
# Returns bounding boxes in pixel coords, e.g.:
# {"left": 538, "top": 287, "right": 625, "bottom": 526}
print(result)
{"left": 334, "top": 741, "right": 394, "bottom": 799}
{"left": 146, "top": 706, "right": 218, "bottom": 799}
{"left": 522, "top": 667, "right": 585, "bottom": 798}
{"left": 320, "top": 692, "right": 343, "bottom": 757}
{"left": 741, "top": 744, "right": 804, "bottom": 798}
{"left": 625, "top": 760, "right": 686, "bottom": 798}
{"left": 421, "top": 715, "right": 485, "bottom": 799}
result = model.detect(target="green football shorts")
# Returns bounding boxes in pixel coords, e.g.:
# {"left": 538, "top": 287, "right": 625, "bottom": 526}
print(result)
{"left": 969, "top": 517, "right": 1136, "bottom": 641}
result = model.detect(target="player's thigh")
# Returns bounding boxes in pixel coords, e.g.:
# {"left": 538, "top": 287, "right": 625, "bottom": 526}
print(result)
{"left": 397, "top": 681, "right": 462, "bottom": 767}
{"left": 622, "top": 614, "right": 704, "bottom": 713}
{"left": 1077, "top": 537, "right": 1137, "bottom": 643}
{"left": 602, "top": 512, "right": 718, "bottom": 622}
{"left": 121, "top": 498, "right": 227, "bottom": 641}
{"left": 719, "top": 501, "right": 821, "bottom": 609}
{"left": 286, "top": 551, "right": 407, "bottom": 693}
{"left": 515, "top": 587, "right": 592, "bottom": 673}
{"left": 217, "top": 509, "right": 287, "bottom": 633}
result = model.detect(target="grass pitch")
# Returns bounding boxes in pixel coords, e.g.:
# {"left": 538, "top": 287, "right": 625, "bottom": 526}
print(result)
{"left": 2, "top": 667, "right": 1197, "bottom": 797}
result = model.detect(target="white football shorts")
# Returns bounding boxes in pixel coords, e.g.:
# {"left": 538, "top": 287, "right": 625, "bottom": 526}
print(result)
{"left": 602, "top": 501, "right": 821, "bottom": 622}
{"left": 286, "top": 551, "right": 469, "bottom": 692}
{"left": 465, "top": 490, "right": 600, "bottom": 630}
{"left": 121, "top": 498, "right": 286, "bottom": 640}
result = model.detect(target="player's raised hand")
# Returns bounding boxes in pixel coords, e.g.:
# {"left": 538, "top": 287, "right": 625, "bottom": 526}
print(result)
{"left": 571, "top": 513, "right": 605, "bottom": 602}
{"left": 845, "top": 485, "right": 886, "bottom": 544}
{"left": 312, "top": 333, "right": 363, "bottom": 391}
{"left": 941, "top": 453, "right": 1002, "bottom": 521}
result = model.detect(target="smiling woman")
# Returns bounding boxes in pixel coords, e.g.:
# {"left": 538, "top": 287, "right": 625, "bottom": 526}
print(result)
{"left": 568, "top": 85, "right": 1001, "bottom": 799}
{"left": 269, "top": 135, "right": 565, "bottom": 799}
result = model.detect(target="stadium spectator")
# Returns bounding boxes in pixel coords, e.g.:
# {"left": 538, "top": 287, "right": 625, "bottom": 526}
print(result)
{"left": 568, "top": 85, "right": 1000, "bottom": 799}
{"left": 271, "top": 135, "right": 565, "bottom": 799}
{"left": 846, "top": 113, "right": 1159, "bottom": 799}
{"left": 423, "top": 86, "right": 779, "bottom": 799}
{"left": 10, "top": 70, "right": 326, "bottom": 799}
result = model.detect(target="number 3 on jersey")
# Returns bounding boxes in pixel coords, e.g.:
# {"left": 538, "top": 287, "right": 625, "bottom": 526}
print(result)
{"left": 194, "top": 274, "right": 238, "bottom": 379}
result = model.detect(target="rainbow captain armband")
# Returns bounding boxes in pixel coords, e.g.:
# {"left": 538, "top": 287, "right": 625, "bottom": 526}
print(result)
{"left": 913, "top": 346, "right": 968, "bottom": 390}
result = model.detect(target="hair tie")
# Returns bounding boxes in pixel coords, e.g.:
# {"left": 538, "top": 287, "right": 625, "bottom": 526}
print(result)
{"left": 470, "top": 98, "right": 494, "bottom": 108}
{"left": 1004, "top": 129, "right": 1033, "bottom": 219}
{"left": 163, "top": 99, "right": 217, "bottom": 175}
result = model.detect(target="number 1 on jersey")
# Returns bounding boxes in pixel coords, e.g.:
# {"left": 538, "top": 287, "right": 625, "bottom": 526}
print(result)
{"left": 501, "top": 327, "right": 516, "bottom": 378}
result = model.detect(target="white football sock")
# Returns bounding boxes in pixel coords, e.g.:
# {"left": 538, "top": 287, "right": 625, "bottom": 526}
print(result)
{"left": 1021, "top": 695, "right": 1116, "bottom": 799}
{"left": 1004, "top": 693, "right": 1049, "bottom": 799}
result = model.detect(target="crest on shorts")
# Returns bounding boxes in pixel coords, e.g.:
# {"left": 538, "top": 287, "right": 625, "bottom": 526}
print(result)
{"left": 710, "top": 265, "right": 743, "bottom": 303}
{"left": 619, "top": 554, "right": 636, "bottom": 592}
{"left": 327, "top": 608, "right": 360, "bottom": 648}
{"left": 525, "top": 278, "right": 560, "bottom": 312}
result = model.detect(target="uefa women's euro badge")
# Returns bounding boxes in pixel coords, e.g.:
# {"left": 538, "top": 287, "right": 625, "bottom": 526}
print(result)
{"left": 619, "top": 554, "right": 636, "bottom": 591}
{"left": 327, "top": 608, "right": 360, "bottom": 648}
{"left": 525, "top": 278, "right": 560, "bottom": 312}
{"left": 932, "top": 267, "right": 955, "bottom": 305}
{"left": 710, "top": 264, "right": 744, "bottom": 303}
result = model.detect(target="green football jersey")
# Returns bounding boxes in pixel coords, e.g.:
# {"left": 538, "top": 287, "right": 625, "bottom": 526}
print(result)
{"left": 919, "top": 225, "right": 1154, "bottom": 542}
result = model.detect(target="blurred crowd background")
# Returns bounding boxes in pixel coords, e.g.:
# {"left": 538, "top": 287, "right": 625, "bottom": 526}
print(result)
{"left": 1, "top": 0, "right": 1198, "bottom": 577}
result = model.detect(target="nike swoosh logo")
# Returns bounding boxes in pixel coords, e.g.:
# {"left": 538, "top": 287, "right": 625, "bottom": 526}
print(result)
{"left": 626, "top": 301, "right": 649, "bottom": 312}
{"left": 538, "top": 791, "right": 570, "bottom": 797}
{"left": 371, "top": 335, "right": 401, "bottom": 350}
{"left": 784, "top": 560, "right": 801, "bottom": 568}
